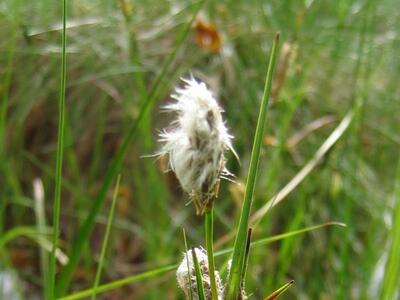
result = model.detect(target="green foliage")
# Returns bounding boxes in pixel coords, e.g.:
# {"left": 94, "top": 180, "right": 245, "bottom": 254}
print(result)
{"left": 226, "top": 34, "right": 279, "bottom": 299}
{"left": 0, "top": 0, "right": 399, "bottom": 299}
{"left": 380, "top": 159, "right": 400, "bottom": 300}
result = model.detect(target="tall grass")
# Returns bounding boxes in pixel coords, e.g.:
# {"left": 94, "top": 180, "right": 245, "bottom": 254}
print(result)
{"left": 49, "top": 0, "right": 67, "bottom": 298}
{"left": 0, "top": 0, "right": 399, "bottom": 299}
{"left": 380, "top": 158, "right": 400, "bottom": 300}
{"left": 225, "top": 33, "right": 279, "bottom": 299}
{"left": 55, "top": 1, "right": 205, "bottom": 295}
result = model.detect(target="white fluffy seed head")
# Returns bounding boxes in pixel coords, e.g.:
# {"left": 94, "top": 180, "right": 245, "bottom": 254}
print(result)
{"left": 176, "top": 247, "right": 224, "bottom": 300}
{"left": 159, "top": 77, "right": 236, "bottom": 215}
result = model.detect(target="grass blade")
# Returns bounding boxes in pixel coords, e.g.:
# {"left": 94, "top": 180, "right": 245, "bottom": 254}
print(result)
{"left": 205, "top": 208, "right": 218, "bottom": 300}
{"left": 192, "top": 247, "right": 206, "bottom": 300}
{"left": 215, "top": 222, "right": 346, "bottom": 257}
{"left": 91, "top": 175, "right": 121, "bottom": 300}
{"left": 225, "top": 32, "right": 280, "bottom": 299}
{"left": 49, "top": 0, "right": 68, "bottom": 298}
{"left": 239, "top": 228, "right": 252, "bottom": 295}
{"left": 380, "top": 157, "right": 400, "bottom": 300}
{"left": 182, "top": 228, "right": 194, "bottom": 300}
{"left": 57, "top": 265, "right": 177, "bottom": 300}
{"left": 0, "top": 226, "right": 68, "bottom": 265}
{"left": 264, "top": 280, "right": 294, "bottom": 300}
{"left": 59, "top": 222, "right": 344, "bottom": 299}
{"left": 55, "top": 1, "right": 205, "bottom": 295}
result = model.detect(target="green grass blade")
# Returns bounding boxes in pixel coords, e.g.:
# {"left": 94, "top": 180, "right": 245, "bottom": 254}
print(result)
{"left": 380, "top": 157, "right": 400, "bottom": 300}
{"left": 55, "top": 1, "right": 205, "bottom": 295}
{"left": 264, "top": 280, "right": 294, "bottom": 300}
{"left": 0, "top": 226, "right": 69, "bottom": 266}
{"left": 59, "top": 222, "right": 344, "bottom": 300}
{"left": 57, "top": 265, "right": 177, "bottom": 300}
{"left": 192, "top": 248, "right": 206, "bottom": 300}
{"left": 239, "top": 228, "right": 252, "bottom": 294}
{"left": 91, "top": 175, "right": 121, "bottom": 300}
{"left": 49, "top": 0, "right": 68, "bottom": 298}
{"left": 182, "top": 228, "right": 194, "bottom": 300}
{"left": 205, "top": 208, "right": 218, "bottom": 300}
{"left": 0, "top": 226, "right": 48, "bottom": 249}
{"left": 215, "top": 222, "right": 346, "bottom": 256}
{"left": 225, "top": 32, "right": 280, "bottom": 299}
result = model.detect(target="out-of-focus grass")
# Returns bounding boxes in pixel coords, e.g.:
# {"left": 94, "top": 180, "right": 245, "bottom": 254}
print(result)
{"left": 0, "top": 0, "right": 399, "bottom": 299}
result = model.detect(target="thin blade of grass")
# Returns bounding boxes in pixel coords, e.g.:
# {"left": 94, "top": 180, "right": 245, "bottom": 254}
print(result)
{"left": 225, "top": 33, "right": 280, "bottom": 299}
{"left": 205, "top": 208, "right": 218, "bottom": 300}
{"left": 192, "top": 247, "right": 206, "bottom": 300}
{"left": 59, "top": 222, "right": 344, "bottom": 300}
{"left": 55, "top": 1, "right": 205, "bottom": 295}
{"left": 91, "top": 175, "right": 121, "bottom": 300}
{"left": 0, "top": 226, "right": 68, "bottom": 265}
{"left": 49, "top": 0, "right": 68, "bottom": 298}
{"left": 263, "top": 280, "right": 294, "bottom": 300}
{"left": 215, "top": 222, "right": 346, "bottom": 257}
{"left": 57, "top": 265, "right": 177, "bottom": 300}
{"left": 379, "top": 157, "right": 400, "bottom": 300}
{"left": 239, "top": 228, "right": 252, "bottom": 295}
{"left": 182, "top": 228, "right": 194, "bottom": 300}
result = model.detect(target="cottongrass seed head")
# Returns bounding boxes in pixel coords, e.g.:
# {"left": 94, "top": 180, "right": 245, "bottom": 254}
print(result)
{"left": 176, "top": 247, "right": 224, "bottom": 300}
{"left": 158, "top": 76, "right": 236, "bottom": 215}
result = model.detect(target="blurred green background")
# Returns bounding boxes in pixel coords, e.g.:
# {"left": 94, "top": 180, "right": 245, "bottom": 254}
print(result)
{"left": 1, "top": 0, "right": 399, "bottom": 299}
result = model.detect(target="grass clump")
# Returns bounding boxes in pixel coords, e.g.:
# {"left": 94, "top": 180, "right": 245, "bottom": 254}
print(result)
{"left": 0, "top": 0, "right": 399, "bottom": 299}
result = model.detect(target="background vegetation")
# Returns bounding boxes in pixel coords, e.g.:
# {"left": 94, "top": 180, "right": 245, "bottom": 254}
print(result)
{"left": 0, "top": 0, "right": 399, "bottom": 299}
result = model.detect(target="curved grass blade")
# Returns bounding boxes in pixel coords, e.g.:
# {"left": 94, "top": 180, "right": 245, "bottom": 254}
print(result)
{"left": 0, "top": 226, "right": 68, "bottom": 265}
{"left": 91, "top": 175, "right": 121, "bottom": 300}
{"left": 55, "top": 1, "right": 205, "bottom": 295}
{"left": 225, "top": 33, "right": 280, "bottom": 299}
{"left": 57, "top": 265, "right": 177, "bottom": 300}
{"left": 215, "top": 222, "right": 346, "bottom": 257}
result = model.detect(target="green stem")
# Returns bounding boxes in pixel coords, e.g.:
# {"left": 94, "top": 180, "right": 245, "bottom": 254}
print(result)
{"left": 49, "top": 0, "right": 67, "bottom": 299}
{"left": 205, "top": 208, "right": 218, "bottom": 300}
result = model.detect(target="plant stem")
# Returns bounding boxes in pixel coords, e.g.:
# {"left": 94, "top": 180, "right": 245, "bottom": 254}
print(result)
{"left": 49, "top": 0, "right": 67, "bottom": 298}
{"left": 205, "top": 208, "right": 218, "bottom": 300}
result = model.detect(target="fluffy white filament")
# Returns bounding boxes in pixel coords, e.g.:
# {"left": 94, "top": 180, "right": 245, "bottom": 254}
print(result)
{"left": 159, "top": 77, "right": 236, "bottom": 215}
